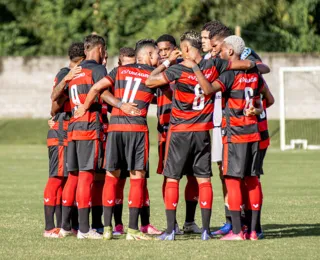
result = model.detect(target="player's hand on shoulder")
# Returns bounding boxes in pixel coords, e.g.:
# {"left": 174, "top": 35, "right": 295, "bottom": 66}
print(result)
{"left": 48, "top": 118, "right": 55, "bottom": 129}
{"left": 65, "top": 65, "right": 82, "bottom": 82}
{"left": 168, "top": 50, "right": 182, "bottom": 64}
{"left": 74, "top": 104, "right": 86, "bottom": 118}
{"left": 120, "top": 102, "right": 141, "bottom": 116}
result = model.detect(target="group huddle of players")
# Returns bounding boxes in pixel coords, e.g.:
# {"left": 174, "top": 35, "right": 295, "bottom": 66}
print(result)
{"left": 43, "top": 20, "right": 274, "bottom": 241}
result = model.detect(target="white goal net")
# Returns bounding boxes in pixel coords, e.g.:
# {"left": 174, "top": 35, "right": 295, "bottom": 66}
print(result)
{"left": 279, "top": 67, "right": 320, "bottom": 151}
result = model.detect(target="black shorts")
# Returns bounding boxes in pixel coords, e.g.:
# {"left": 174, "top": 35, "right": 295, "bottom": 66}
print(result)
{"left": 48, "top": 145, "right": 68, "bottom": 177}
{"left": 67, "top": 139, "right": 104, "bottom": 172}
{"left": 163, "top": 131, "right": 212, "bottom": 180}
{"left": 105, "top": 131, "right": 149, "bottom": 172}
{"left": 223, "top": 142, "right": 260, "bottom": 178}
{"left": 255, "top": 148, "right": 267, "bottom": 176}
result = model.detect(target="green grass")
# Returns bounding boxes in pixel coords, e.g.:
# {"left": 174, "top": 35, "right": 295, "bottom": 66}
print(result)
{"left": 0, "top": 119, "right": 320, "bottom": 259}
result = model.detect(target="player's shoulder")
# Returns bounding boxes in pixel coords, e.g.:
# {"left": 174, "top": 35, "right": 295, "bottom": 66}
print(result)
{"left": 81, "top": 60, "right": 106, "bottom": 72}
{"left": 56, "top": 67, "right": 70, "bottom": 78}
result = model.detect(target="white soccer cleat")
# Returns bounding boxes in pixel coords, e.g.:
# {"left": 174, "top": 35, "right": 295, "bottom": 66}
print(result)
{"left": 77, "top": 229, "right": 103, "bottom": 239}
{"left": 58, "top": 228, "right": 74, "bottom": 238}
{"left": 183, "top": 221, "right": 202, "bottom": 234}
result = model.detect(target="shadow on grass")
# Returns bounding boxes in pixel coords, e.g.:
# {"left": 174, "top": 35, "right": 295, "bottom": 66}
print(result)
{"left": 263, "top": 223, "right": 320, "bottom": 238}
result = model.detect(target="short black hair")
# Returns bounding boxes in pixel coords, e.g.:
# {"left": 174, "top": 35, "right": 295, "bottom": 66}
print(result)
{"left": 84, "top": 34, "right": 105, "bottom": 51}
{"left": 68, "top": 42, "right": 85, "bottom": 61}
{"left": 156, "top": 34, "right": 177, "bottom": 47}
{"left": 119, "top": 47, "right": 135, "bottom": 57}
{"left": 209, "top": 24, "right": 232, "bottom": 40}
{"left": 202, "top": 20, "right": 224, "bottom": 32}
{"left": 180, "top": 31, "right": 202, "bottom": 50}
{"left": 135, "top": 39, "right": 156, "bottom": 55}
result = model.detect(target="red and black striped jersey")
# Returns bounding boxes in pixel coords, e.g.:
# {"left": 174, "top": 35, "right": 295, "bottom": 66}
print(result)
{"left": 162, "top": 58, "right": 231, "bottom": 132}
{"left": 217, "top": 68, "right": 264, "bottom": 143}
{"left": 105, "top": 64, "right": 156, "bottom": 132}
{"left": 258, "top": 99, "right": 270, "bottom": 149}
{"left": 67, "top": 60, "right": 107, "bottom": 141}
{"left": 156, "top": 84, "right": 173, "bottom": 133}
{"left": 47, "top": 67, "right": 71, "bottom": 147}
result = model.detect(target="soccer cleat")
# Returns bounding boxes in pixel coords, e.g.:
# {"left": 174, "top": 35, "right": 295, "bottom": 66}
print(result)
{"left": 58, "top": 228, "right": 74, "bottom": 238}
{"left": 95, "top": 227, "right": 104, "bottom": 235}
{"left": 77, "top": 229, "right": 103, "bottom": 239}
{"left": 201, "top": 230, "right": 212, "bottom": 241}
{"left": 220, "top": 231, "right": 245, "bottom": 241}
{"left": 211, "top": 223, "right": 232, "bottom": 236}
{"left": 157, "top": 230, "right": 175, "bottom": 241}
{"left": 248, "top": 231, "right": 258, "bottom": 241}
{"left": 174, "top": 223, "right": 184, "bottom": 235}
{"left": 183, "top": 221, "right": 202, "bottom": 234}
{"left": 43, "top": 228, "right": 60, "bottom": 238}
{"left": 113, "top": 224, "right": 125, "bottom": 235}
{"left": 257, "top": 231, "right": 264, "bottom": 240}
{"left": 126, "top": 228, "right": 153, "bottom": 240}
{"left": 71, "top": 228, "right": 78, "bottom": 236}
{"left": 103, "top": 226, "right": 113, "bottom": 240}
{"left": 140, "top": 224, "right": 162, "bottom": 235}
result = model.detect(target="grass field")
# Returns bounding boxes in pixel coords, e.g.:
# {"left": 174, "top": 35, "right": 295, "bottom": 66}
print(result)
{"left": 0, "top": 119, "right": 320, "bottom": 259}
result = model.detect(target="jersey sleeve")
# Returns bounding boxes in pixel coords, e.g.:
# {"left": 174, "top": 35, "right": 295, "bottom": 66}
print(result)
{"left": 163, "top": 65, "right": 182, "bottom": 83}
{"left": 214, "top": 71, "right": 235, "bottom": 93}
{"left": 92, "top": 65, "right": 108, "bottom": 83}
{"left": 53, "top": 68, "right": 70, "bottom": 97}
{"left": 212, "top": 58, "right": 232, "bottom": 75}
{"left": 241, "top": 47, "right": 263, "bottom": 63}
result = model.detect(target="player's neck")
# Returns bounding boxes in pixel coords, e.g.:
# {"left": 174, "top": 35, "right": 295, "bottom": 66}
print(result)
{"left": 194, "top": 54, "right": 203, "bottom": 64}
{"left": 136, "top": 58, "right": 150, "bottom": 66}
{"left": 230, "top": 55, "right": 240, "bottom": 62}
{"left": 85, "top": 52, "right": 100, "bottom": 64}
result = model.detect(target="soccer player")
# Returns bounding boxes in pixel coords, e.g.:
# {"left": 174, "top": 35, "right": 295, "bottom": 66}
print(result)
{"left": 193, "top": 35, "right": 269, "bottom": 240}
{"left": 145, "top": 31, "right": 255, "bottom": 241}
{"left": 207, "top": 22, "right": 272, "bottom": 236}
{"left": 156, "top": 34, "right": 201, "bottom": 234}
{"left": 75, "top": 39, "right": 160, "bottom": 240}
{"left": 201, "top": 21, "right": 223, "bottom": 59}
{"left": 44, "top": 42, "right": 85, "bottom": 238}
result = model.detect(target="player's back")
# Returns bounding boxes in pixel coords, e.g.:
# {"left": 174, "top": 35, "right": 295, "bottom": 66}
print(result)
{"left": 68, "top": 60, "right": 107, "bottom": 140}
{"left": 107, "top": 64, "right": 155, "bottom": 132}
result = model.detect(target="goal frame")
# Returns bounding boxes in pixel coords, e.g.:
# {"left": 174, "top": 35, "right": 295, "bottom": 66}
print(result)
{"left": 279, "top": 66, "right": 320, "bottom": 151}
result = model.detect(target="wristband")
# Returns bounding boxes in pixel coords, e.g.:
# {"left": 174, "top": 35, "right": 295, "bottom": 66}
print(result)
{"left": 162, "top": 60, "right": 170, "bottom": 68}
{"left": 116, "top": 101, "right": 123, "bottom": 109}
{"left": 192, "top": 64, "right": 200, "bottom": 72}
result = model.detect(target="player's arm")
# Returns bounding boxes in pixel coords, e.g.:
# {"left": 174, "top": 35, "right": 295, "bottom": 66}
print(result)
{"left": 260, "top": 81, "right": 274, "bottom": 108}
{"left": 245, "top": 98, "right": 263, "bottom": 116}
{"left": 241, "top": 48, "right": 270, "bottom": 74}
{"left": 50, "top": 95, "right": 68, "bottom": 117}
{"left": 51, "top": 66, "right": 82, "bottom": 101}
{"left": 256, "top": 63, "right": 270, "bottom": 74}
{"left": 146, "top": 50, "right": 181, "bottom": 88}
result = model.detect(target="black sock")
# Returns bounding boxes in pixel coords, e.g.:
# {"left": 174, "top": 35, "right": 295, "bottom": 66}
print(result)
{"left": 71, "top": 206, "right": 79, "bottom": 230}
{"left": 114, "top": 204, "right": 123, "bottom": 226}
{"left": 166, "top": 209, "right": 176, "bottom": 234}
{"left": 78, "top": 207, "right": 90, "bottom": 233}
{"left": 103, "top": 206, "right": 113, "bottom": 227}
{"left": 230, "top": 210, "right": 241, "bottom": 234}
{"left": 129, "top": 207, "right": 140, "bottom": 230}
{"left": 140, "top": 206, "right": 150, "bottom": 226}
{"left": 244, "top": 210, "right": 252, "bottom": 233}
{"left": 256, "top": 206, "right": 262, "bottom": 233}
{"left": 61, "top": 206, "right": 73, "bottom": 231}
{"left": 225, "top": 205, "right": 232, "bottom": 224}
{"left": 55, "top": 205, "right": 62, "bottom": 228}
{"left": 44, "top": 205, "right": 55, "bottom": 231}
{"left": 201, "top": 208, "right": 211, "bottom": 232}
{"left": 185, "top": 200, "right": 197, "bottom": 223}
{"left": 251, "top": 210, "right": 259, "bottom": 233}
{"left": 91, "top": 206, "right": 103, "bottom": 229}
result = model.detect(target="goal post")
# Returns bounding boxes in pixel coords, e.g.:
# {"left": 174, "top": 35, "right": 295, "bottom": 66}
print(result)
{"left": 279, "top": 66, "right": 320, "bottom": 151}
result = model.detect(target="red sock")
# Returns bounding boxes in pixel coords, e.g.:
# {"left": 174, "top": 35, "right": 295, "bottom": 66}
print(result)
{"left": 165, "top": 182, "right": 179, "bottom": 210}
{"left": 259, "top": 181, "right": 263, "bottom": 204}
{"left": 128, "top": 178, "right": 145, "bottom": 208}
{"left": 199, "top": 182, "right": 213, "bottom": 209}
{"left": 62, "top": 172, "right": 78, "bottom": 207}
{"left": 44, "top": 177, "right": 63, "bottom": 206}
{"left": 244, "top": 176, "right": 262, "bottom": 210}
{"left": 92, "top": 180, "right": 104, "bottom": 207}
{"left": 76, "top": 171, "right": 94, "bottom": 209}
{"left": 225, "top": 178, "right": 242, "bottom": 211}
{"left": 143, "top": 179, "right": 150, "bottom": 207}
{"left": 102, "top": 175, "right": 119, "bottom": 207}
{"left": 240, "top": 179, "right": 248, "bottom": 210}
{"left": 116, "top": 178, "right": 126, "bottom": 205}
{"left": 185, "top": 175, "right": 199, "bottom": 202}
{"left": 162, "top": 178, "right": 166, "bottom": 201}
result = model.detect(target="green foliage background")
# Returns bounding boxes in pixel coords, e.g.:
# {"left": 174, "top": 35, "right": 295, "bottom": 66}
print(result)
{"left": 0, "top": 0, "right": 320, "bottom": 56}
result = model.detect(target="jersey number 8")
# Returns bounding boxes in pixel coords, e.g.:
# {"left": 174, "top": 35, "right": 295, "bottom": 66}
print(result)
{"left": 192, "top": 84, "right": 205, "bottom": 110}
